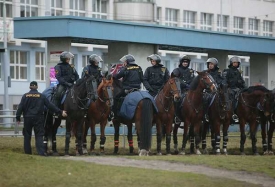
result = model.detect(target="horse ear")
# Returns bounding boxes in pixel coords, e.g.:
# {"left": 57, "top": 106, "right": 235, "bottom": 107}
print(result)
{"left": 106, "top": 74, "right": 112, "bottom": 80}
{"left": 171, "top": 72, "right": 175, "bottom": 78}
{"left": 196, "top": 71, "right": 202, "bottom": 75}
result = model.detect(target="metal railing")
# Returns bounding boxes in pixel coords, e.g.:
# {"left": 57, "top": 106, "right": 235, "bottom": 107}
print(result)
{"left": 0, "top": 110, "right": 22, "bottom": 136}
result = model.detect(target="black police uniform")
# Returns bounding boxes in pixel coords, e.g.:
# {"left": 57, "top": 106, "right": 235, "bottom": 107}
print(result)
{"left": 223, "top": 66, "right": 246, "bottom": 110}
{"left": 172, "top": 66, "right": 195, "bottom": 92}
{"left": 113, "top": 64, "right": 143, "bottom": 96}
{"left": 143, "top": 64, "right": 170, "bottom": 97}
{"left": 16, "top": 89, "right": 62, "bottom": 156}
{"left": 82, "top": 64, "right": 103, "bottom": 86}
{"left": 54, "top": 62, "right": 79, "bottom": 107}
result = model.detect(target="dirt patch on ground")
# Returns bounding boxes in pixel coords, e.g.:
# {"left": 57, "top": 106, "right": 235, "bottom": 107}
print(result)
{"left": 61, "top": 156, "right": 275, "bottom": 187}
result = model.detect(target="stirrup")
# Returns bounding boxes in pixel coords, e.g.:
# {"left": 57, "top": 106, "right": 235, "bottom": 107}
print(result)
{"left": 53, "top": 113, "right": 59, "bottom": 118}
{"left": 232, "top": 114, "right": 239, "bottom": 123}
{"left": 174, "top": 116, "right": 181, "bottom": 124}
{"left": 204, "top": 114, "right": 209, "bottom": 122}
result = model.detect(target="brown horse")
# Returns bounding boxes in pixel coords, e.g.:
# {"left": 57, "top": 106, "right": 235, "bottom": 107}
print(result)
{"left": 173, "top": 71, "right": 218, "bottom": 155}
{"left": 201, "top": 84, "right": 232, "bottom": 155}
{"left": 154, "top": 75, "right": 181, "bottom": 155}
{"left": 112, "top": 79, "right": 154, "bottom": 156}
{"left": 83, "top": 77, "right": 114, "bottom": 155}
{"left": 237, "top": 86, "right": 273, "bottom": 155}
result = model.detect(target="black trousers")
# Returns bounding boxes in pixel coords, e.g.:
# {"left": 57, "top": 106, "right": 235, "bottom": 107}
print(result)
{"left": 23, "top": 116, "right": 45, "bottom": 155}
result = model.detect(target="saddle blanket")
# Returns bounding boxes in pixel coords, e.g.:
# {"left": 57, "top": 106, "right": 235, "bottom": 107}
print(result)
{"left": 119, "top": 91, "right": 158, "bottom": 120}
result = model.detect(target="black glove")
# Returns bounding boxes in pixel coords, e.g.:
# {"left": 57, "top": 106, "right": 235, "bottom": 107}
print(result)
{"left": 16, "top": 116, "right": 20, "bottom": 122}
{"left": 66, "top": 82, "right": 73, "bottom": 87}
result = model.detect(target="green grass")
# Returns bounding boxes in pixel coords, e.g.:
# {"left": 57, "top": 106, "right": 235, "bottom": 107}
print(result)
{"left": 0, "top": 133, "right": 274, "bottom": 187}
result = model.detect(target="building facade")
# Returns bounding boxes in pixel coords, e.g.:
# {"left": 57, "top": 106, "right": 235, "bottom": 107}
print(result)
{"left": 1, "top": 0, "right": 275, "bottom": 111}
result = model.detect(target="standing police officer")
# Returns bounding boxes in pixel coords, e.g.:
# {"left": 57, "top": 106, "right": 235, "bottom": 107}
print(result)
{"left": 82, "top": 54, "right": 103, "bottom": 85}
{"left": 16, "top": 81, "right": 67, "bottom": 156}
{"left": 53, "top": 51, "right": 79, "bottom": 108}
{"left": 172, "top": 55, "right": 195, "bottom": 123}
{"left": 223, "top": 56, "right": 246, "bottom": 122}
{"left": 143, "top": 54, "right": 170, "bottom": 97}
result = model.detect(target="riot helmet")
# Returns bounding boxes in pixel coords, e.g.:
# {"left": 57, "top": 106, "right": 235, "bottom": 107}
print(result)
{"left": 179, "top": 55, "right": 191, "bottom": 67}
{"left": 229, "top": 56, "right": 241, "bottom": 68}
{"left": 147, "top": 54, "right": 161, "bottom": 64}
{"left": 206, "top": 57, "right": 219, "bottom": 69}
{"left": 60, "top": 51, "right": 74, "bottom": 63}
{"left": 89, "top": 54, "right": 103, "bottom": 66}
{"left": 120, "top": 54, "right": 136, "bottom": 65}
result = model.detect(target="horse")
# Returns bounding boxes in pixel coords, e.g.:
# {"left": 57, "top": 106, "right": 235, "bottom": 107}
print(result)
{"left": 112, "top": 78, "right": 155, "bottom": 156}
{"left": 173, "top": 71, "right": 218, "bottom": 155}
{"left": 153, "top": 75, "right": 181, "bottom": 155}
{"left": 82, "top": 76, "right": 114, "bottom": 155}
{"left": 43, "top": 75, "right": 96, "bottom": 156}
{"left": 201, "top": 84, "right": 232, "bottom": 155}
{"left": 237, "top": 85, "right": 273, "bottom": 155}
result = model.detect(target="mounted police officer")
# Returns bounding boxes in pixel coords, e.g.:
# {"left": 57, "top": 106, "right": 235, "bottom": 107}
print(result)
{"left": 53, "top": 51, "right": 79, "bottom": 109}
{"left": 82, "top": 54, "right": 103, "bottom": 86}
{"left": 16, "top": 81, "right": 67, "bottom": 156}
{"left": 143, "top": 54, "right": 170, "bottom": 97}
{"left": 203, "top": 57, "right": 227, "bottom": 121}
{"left": 223, "top": 56, "right": 246, "bottom": 122}
{"left": 112, "top": 54, "right": 143, "bottom": 118}
{"left": 172, "top": 55, "right": 195, "bottom": 123}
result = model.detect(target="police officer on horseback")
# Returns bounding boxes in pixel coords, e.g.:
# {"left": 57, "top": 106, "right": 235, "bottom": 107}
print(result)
{"left": 53, "top": 51, "right": 79, "bottom": 109}
{"left": 223, "top": 56, "right": 246, "bottom": 122}
{"left": 172, "top": 55, "right": 195, "bottom": 123}
{"left": 143, "top": 54, "right": 170, "bottom": 97}
{"left": 82, "top": 54, "right": 103, "bottom": 85}
{"left": 203, "top": 57, "right": 227, "bottom": 121}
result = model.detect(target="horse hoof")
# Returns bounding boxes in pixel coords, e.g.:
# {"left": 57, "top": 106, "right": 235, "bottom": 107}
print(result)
{"left": 174, "top": 150, "right": 179, "bottom": 155}
{"left": 196, "top": 150, "right": 202, "bottom": 155}
{"left": 179, "top": 151, "right": 185, "bottom": 155}
{"left": 113, "top": 152, "right": 120, "bottom": 155}
{"left": 202, "top": 149, "right": 208, "bottom": 155}
{"left": 156, "top": 152, "right": 162, "bottom": 156}
{"left": 52, "top": 151, "right": 60, "bottom": 156}
{"left": 254, "top": 152, "right": 260, "bottom": 156}
{"left": 166, "top": 153, "right": 172, "bottom": 156}
{"left": 223, "top": 151, "right": 228, "bottom": 155}
{"left": 240, "top": 152, "right": 246, "bottom": 156}
{"left": 139, "top": 149, "right": 149, "bottom": 156}
{"left": 269, "top": 151, "right": 274, "bottom": 155}
{"left": 89, "top": 152, "right": 97, "bottom": 156}
{"left": 99, "top": 152, "right": 105, "bottom": 156}
{"left": 263, "top": 151, "right": 269, "bottom": 155}
{"left": 83, "top": 148, "right": 88, "bottom": 155}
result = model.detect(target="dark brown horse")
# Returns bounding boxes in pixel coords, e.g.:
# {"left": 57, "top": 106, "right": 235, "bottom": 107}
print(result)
{"left": 237, "top": 86, "right": 273, "bottom": 155}
{"left": 154, "top": 75, "right": 181, "bottom": 155}
{"left": 173, "top": 71, "right": 218, "bottom": 155}
{"left": 112, "top": 79, "right": 154, "bottom": 156}
{"left": 83, "top": 77, "right": 114, "bottom": 155}
{"left": 201, "top": 84, "right": 232, "bottom": 155}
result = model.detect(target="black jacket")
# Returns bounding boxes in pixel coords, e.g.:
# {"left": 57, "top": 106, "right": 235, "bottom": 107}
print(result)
{"left": 204, "top": 68, "right": 226, "bottom": 87}
{"left": 223, "top": 67, "right": 246, "bottom": 89}
{"left": 55, "top": 62, "right": 79, "bottom": 86}
{"left": 82, "top": 64, "right": 103, "bottom": 86}
{"left": 16, "top": 89, "right": 62, "bottom": 119}
{"left": 172, "top": 66, "right": 195, "bottom": 90}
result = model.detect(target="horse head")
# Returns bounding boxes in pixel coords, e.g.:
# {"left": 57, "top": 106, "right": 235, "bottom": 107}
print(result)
{"left": 169, "top": 72, "right": 181, "bottom": 101}
{"left": 196, "top": 71, "right": 218, "bottom": 93}
{"left": 97, "top": 76, "right": 114, "bottom": 106}
{"left": 258, "top": 91, "right": 274, "bottom": 117}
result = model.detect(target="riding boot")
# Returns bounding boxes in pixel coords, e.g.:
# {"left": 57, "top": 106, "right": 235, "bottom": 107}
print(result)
{"left": 174, "top": 100, "right": 181, "bottom": 124}
{"left": 231, "top": 100, "right": 239, "bottom": 123}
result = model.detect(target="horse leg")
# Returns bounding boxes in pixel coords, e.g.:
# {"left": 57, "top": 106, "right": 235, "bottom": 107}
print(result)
{"left": 189, "top": 125, "right": 195, "bottom": 154}
{"left": 90, "top": 123, "right": 97, "bottom": 155}
{"left": 250, "top": 121, "right": 259, "bottom": 155}
{"left": 76, "top": 120, "right": 84, "bottom": 156}
{"left": 201, "top": 121, "right": 208, "bottom": 154}
{"left": 52, "top": 118, "right": 61, "bottom": 156}
{"left": 156, "top": 121, "right": 162, "bottom": 155}
{"left": 64, "top": 119, "right": 71, "bottom": 156}
{"left": 268, "top": 121, "right": 275, "bottom": 155}
{"left": 127, "top": 123, "right": 134, "bottom": 154}
{"left": 113, "top": 119, "right": 120, "bottom": 154}
{"left": 260, "top": 117, "right": 268, "bottom": 155}
{"left": 222, "top": 119, "right": 230, "bottom": 155}
{"left": 213, "top": 120, "right": 221, "bottom": 155}
{"left": 99, "top": 120, "right": 107, "bottom": 155}
{"left": 180, "top": 121, "right": 190, "bottom": 155}
{"left": 82, "top": 119, "right": 89, "bottom": 155}
{"left": 173, "top": 123, "right": 179, "bottom": 154}
{"left": 194, "top": 122, "right": 202, "bottom": 155}
{"left": 165, "top": 120, "right": 173, "bottom": 155}
{"left": 239, "top": 119, "right": 246, "bottom": 155}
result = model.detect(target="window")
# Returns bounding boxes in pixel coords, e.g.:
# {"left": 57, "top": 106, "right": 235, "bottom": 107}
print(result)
{"left": 0, "top": 104, "right": 3, "bottom": 124}
{"left": 69, "top": 0, "right": 86, "bottom": 17}
{"left": 92, "top": 0, "right": 108, "bottom": 19}
{"left": 200, "top": 13, "right": 213, "bottom": 31}
{"left": 0, "top": 0, "right": 13, "bottom": 17}
{"left": 35, "top": 52, "right": 45, "bottom": 81}
{"left": 0, "top": 53, "right": 2, "bottom": 80}
{"left": 156, "top": 7, "right": 161, "bottom": 25}
{"left": 10, "top": 51, "right": 28, "bottom": 80}
{"left": 183, "top": 11, "right": 196, "bottom": 29}
{"left": 217, "top": 15, "right": 228, "bottom": 32}
{"left": 248, "top": 18, "right": 259, "bottom": 35}
{"left": 233, "top": 17, "right": 244, "bottom": 34}
{"left": 51, "top": 0, "right": 63, "bottom": 16}
{"left": 20, "top": 0, "right": 38, "bottom": 17}
{"left": 165, "top": 8, "right": 178, "bottom": 27}
{"left": 263, "top": 20, "right": 273, "bottom": 37}
{"left": 82, "top": 55, "right": 89, "bottom": 68}
{"left": 116, "top": 0, "right": 155, "bottom": 2}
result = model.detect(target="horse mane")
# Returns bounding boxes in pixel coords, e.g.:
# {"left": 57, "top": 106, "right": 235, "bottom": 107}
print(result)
{"left": 75, "top": 78, "right": 86, "bottom": 87}
{"left": 242, "top": 85, "right": 269, "bottom": 93}
{"left": 97, "top": 79, "right": 104, "bottom": 93}
{"left": 189, "top": 75, "right": 200, "bottom": 90}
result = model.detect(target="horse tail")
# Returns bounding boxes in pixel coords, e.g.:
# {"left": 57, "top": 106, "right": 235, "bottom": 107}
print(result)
{"left": 140, "top": 99, "right": 153, "bottom": 150}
